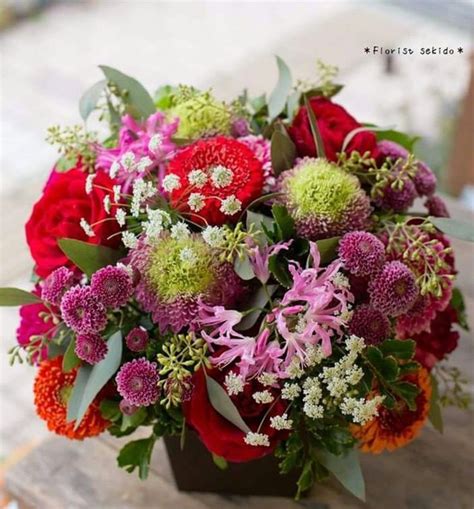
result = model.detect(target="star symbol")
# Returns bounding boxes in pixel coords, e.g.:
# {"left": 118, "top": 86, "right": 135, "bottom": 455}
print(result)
{"left": 364, "top": 47, "right": 370, "bottom": 54}
{"left": 458, "top": 47, "right": 464, "bottom": 54}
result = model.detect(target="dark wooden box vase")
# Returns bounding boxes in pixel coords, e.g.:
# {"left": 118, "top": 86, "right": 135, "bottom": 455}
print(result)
{"left": 164, "top": 431, "right": 300, "bottom": 497}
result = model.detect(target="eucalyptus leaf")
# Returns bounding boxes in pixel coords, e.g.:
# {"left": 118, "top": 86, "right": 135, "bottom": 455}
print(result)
{"left": 314, "top": 448, "right": 365, "bottom": 501}
{"left": 0, "top": 287, "right": 42, "bottom": 306}
{"left": 236, "top": 284, "right": 278, "bottom": 331}
{"left": 62, "top": 337, "right": 81, "bottom": 372}
{"left": 268, "top": 56, "right": 292, "bottom": 120}
{"left": 286, "top": 90, "right": 301, "bottom": 120}
{"left": 99, "top": 65, "right": 156, "bottom": 120}
{"left": 205, "top": 373, "right": 251, "bottom": 433}
{"left": 304, "top": 94, "right": 326, "bottom": 158}
{"left": 429, "top": 217, "right": 474, "bottom": 242}
{"left": 58, "top": 238, "right": 122, "bottom": 278}
{"left": 79, "top": 79, "right": 107, "bottom": 121}
{"left": 246, "top": 210, "right": 274, "bottom": 246}
{"left": 315, "top": 237, "right": 340, "bottom": 265}
{"left": 271, "top": 125, "right": 296, "bottom": 176}
{"left": 67, "top": 331, "right": 123, "bottom": 428}
{"left": 233, "top": 253, "right": 255, "bottom": 281}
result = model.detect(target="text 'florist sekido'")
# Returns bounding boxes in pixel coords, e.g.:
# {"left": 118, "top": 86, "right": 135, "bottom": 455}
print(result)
{"left": 3, "top": 58, "right": 472, "bottom": 500}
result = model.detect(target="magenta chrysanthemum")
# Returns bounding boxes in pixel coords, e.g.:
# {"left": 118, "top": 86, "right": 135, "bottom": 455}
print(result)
{"left": 125, "top": 327, "right": 149, "bottom": 352}
{"left": 413, "top": 162, "right": 436, "bottom": 197}
{"left": 369, "top": 261, "right": 418, "bottom": 317}
{"left": 41, "top": 267, "right": 75, "bottom": 306}
{"left": 60, "top": 285, "right": 107, "bottom": 334}
{"left": 119, "top": 399, "right": 140, "bottom": 416}
{"left": 130, "top": 233, "right": 246, "bottom": 333}
{"left": 90, "top": 265, "right": 133, "bottom": 309}
{"left": 376, "top": 177, "right": 417, "bottom": 213}
{"left": 115, "top": 358, "right": 160, "bottom": 407}
{"left": 338, "top": 231, "right": 385, "bottom": 277}
{"left": 348, "top": 305, "right": 390, "bottom": 345}
{"left": 230, "top": 118, "right": 250, "bottom": 137}
{"left": 277, "top": 158, "right": 372, "bottom": 241}
{"left": 239, "top": 134, "right": 274, "bottom": 192}
{"left": 377, "top": 140, "right": 409, "bottom": 161}
{"left": 75, "top": 333, "right": 108, "bottom": 364}
{"left": 425, "top": 195, "right": 449, "bottom": 218}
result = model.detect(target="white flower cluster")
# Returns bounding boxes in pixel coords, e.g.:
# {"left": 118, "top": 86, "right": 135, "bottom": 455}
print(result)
{"left": 170, "top": 222, "right": 190, "bottom": 240}
{"left": 85, "top": 173, "right": 95, "bottom": 194}
{"left": 340, "top": 395, "right": 385, "bottom": 425}
{"left": 332, "top": 271, "right": 350, "bottom": 290}
{"left": 202, "top": 226, "right": 226, "bottom": 248}
{"left": 188, "top": 169, "right": 208, "bottom": 188}
{"left": 142, "top": 208, "right": 171, "bottom": 243}
{"left": 211, "top": 165, "right": 233, "bottom": 188}
{"left": 131, "top": 178, "right": 157, "bottom": 217}
{"left": 281, "top": 382, "right": 301, "bottom": 401}
{"left": 163, "top": 173, "right": 181, "bottom": 193}
{"left": 188, "top": 192, "right": 205, "bottom": 212}
{"left": 270, "top": 413, "right": 293, "bottom": 431}
{"left": 80, "top": 218, "right": 95, "bottom": 237}
{"left": 302, "top": 377, "right": 324, "bottom": 419}
{"left": 219, "top": 195, "right": 241, "bottom": 215}
{"left": 179, "top": 247, "right": 198, "bottom": 266}
{"left": 257, "top": 372, "right": 278, "bottom": 387}
{"left": 244, "top": 432, "right": 270, "bottom": 447}
{"left": 253, "top": 390, "right": 274, "bottom": 404}
{"left": 148, "top": 134, "right": 163, "bottom": 153}
{"left": 224, "top": 372, "right": 245, "bottom": 396}
{"left": 122, "top": 231, "right": 138, "bottom": 249}
{"left": 109, "top": 152, "right": 153, "bottom": 179}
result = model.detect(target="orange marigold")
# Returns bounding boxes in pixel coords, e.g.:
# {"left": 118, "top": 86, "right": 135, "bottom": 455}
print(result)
{"left": 352, "top": 367, "right": 432, "bottom": 454}
{"left": 33, "top": 356, "right": 109, "bottom": 439}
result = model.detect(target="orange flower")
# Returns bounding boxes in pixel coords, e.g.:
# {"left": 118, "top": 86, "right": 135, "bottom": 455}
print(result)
{"left": 34, "top": 356, "right": 109, "bottom": 440}
{"left": 352, "top": 367, "right": 432, "bottom": 453}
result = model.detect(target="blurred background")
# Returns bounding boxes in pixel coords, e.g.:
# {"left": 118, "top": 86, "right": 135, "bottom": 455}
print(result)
{"left": 0, "top": 0, "right": 473, "bottom": 505}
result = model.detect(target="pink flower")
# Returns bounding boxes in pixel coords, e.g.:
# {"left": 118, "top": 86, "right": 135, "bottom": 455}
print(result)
{"left": 198, "top": 301, "right": 243, "bottom": 340}
{"left": 248, "top": 240, "right": 292, "bottom": 284}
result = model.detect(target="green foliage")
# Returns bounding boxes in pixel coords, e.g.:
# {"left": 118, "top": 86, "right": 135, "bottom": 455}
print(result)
{"left": 315, "top": 236, "right": 340, "bottom": 265}
{"left": 0, "top": 287, "right": 41, "bottom": 306}
{"left": 58, "top": 238, "right": 122, "bottom": 278}
{"left": 235, "top": 284, "right": 278, "bottom": 331}
{"left": 272, "top": 204, "right": 295, "bottom": 240}
{"left": 434, "top": 364, "right": 471, "bottom": 409}
{"left": 429, "top": 217, "right": 474, "bottom": 243}
{"left": 79, "top": 79, "right": 107, "bottom": 121}
{"left": 428, "top": 374, "right": 444, "bottom": 433}
{"left": 100, "top": 399, "right": 122, "bottom": 422}
{"left": 270, "top": 123, "right": 296, "bottom": 176}
{"left": 117, "top": 435, "right": 157, "bottom": 480}
{"left": 211, "top": 453, "right": 228, "bottom": 470}
{"left": 303, "top": 94, "right": 326, "bottom": 158}
{"left": 62, "top": 337, "right": 81, "bottom": 372}
{"left": 268, "top": 253, "right": 292, "bottom": 288}
{"left": 379, "top": 339, "right": 416, "bottom": 360}
{"left": 450, "top": 287, "right": 469, "bottom": 331}
{"left": 365, "top": 124, "right": 420, "bottom": 152}
{"left": 268, "top": 56, "right": 292, "bottom": 120}
{"left": 233, "top": 253, "right": 255, "bottom": 280}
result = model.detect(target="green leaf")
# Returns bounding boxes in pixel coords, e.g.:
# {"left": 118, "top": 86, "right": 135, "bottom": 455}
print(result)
{"left": 99, "top": 65, "right": 156, "bottom": 120}
{"left": 314, "top": 448, "right": 365, "bottom": 502}
{"left": 450, "top": 287, "right": 469, "bottom": 331}
{"left": 62, "top": 337, "right": 81, "bottom": 372}
{"left": 296, "top": 458, "right": 315, "bottom": 500}
{"left": 233, "top": 253, "right": 255, "bottom": 281}
{"left": 100, "top": 399, "right": 121, "bottom": 422}
{"left": 365, "top": 346, "right": 399, "bottom": 382}
{"left": 117, "top": 435, "right": 156, "bottom": 480}
{"left": 0, "top": 287, "right": 42, "bottom": 306}
{"left": 55, "top": 155, "right": 78, "bottom": 172}
{"left": 246, "top": 210, "right": 274, "bottom": 246}
{"left": 271, "top": 204, "right": 295, "bottom": 240}
{"left": 270, "top": 124, "right": 296, "bottom": 176}
{"left": 304, "top": 84, "right": 344, "bottom": 100}
{"left": 268, "top": 56, "right": 292, "bottom": 120}
{"left": 121, "top": 407, "right": 147, "bottom": 431}
{"left": 212, "top": 453, "right": 228, "bottom": 470}
{"left": 315, "top": 237, "right": 340, "bottom": 265}
{"left": 58, "top": 238, "right": 122, "bottom": 278}
{"left": 429, "top": 217, "right": 474, "bottom": 242}
{"left": 67, "top": 331, "right": 123, "bottom": 428}
{"left": 235, "top": 284, "right": 278, "bottom": 331}
{"left": 268, "top": 254, "right": 292, "bottom": 288}
{"left": 304, "top": 94, "right": 326, "bottom": 158}
{"left": 286, "top": 90, "right": 301, "bottom": 120}
{"left": 398, "top": 361, "right": 420, "bottom": 376}
{"left": 79, "top": 79, "right": 107, "bottom": 121}
{"left": 391, "top": 381, "right": 420, "bottom": 411}
{"left": 205, "top": 373, "right": 251, "bottom": 433}
{"left": 428, "top": 374, "right": 444, "bottom": 433}
{"left": 379, "top": 339, "right": 415, "bottom": 360}
{"left": 375, "top": 128, "right": 419, "bottom": 152}
{"left": 154, "top": 84, "right": 176, "bottom": 110}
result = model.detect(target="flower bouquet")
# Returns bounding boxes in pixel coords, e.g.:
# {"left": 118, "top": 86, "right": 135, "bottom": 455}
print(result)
{"left": 3, "top": 58, "right": 472, "bottom": 500}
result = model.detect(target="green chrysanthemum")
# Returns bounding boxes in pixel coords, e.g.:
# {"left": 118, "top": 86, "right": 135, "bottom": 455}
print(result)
{"left": 278, "top": 157, "right": 372, "bottom": 240}
{"left": 170, "top": 93, "right": 232, "bottom": 139}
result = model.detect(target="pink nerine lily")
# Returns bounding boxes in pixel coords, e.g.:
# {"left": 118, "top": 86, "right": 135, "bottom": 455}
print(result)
{"left": 248, "top": 240, "right": 292, "bottom": 284}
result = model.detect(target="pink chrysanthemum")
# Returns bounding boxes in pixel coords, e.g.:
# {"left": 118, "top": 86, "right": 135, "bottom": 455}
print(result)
{"left": 348, "top": 305, "right": 390, "bottom": 345}
{"left": 413, "top": 162, "right": 436, "bottom": 197}
{"left": 130, "top": 233, "right": 246, "bottom": 333}
{"left": 41, "top": 267, "right": 75, "bottom": 306}
{"left": 60, "top": 285, "right": 107, "bottom": 334}
{"left": 96, "top": 112, "right": 178, "bottom": 194}
{"left": 425, "top": 195, "right": 449, "bottom": 218}
{"left": 376, "top": 177, "right": 418, "bottom": 213}
{"left": 75, "top": 333, "right": 108, "bottom": 364}
{"left": 369, "top": 261, "right": 418, "bottom": 317}
{"left": 119, "top": 399, "right": 140, "bottom": 416}
{"left": 90, "top": 265, "right": 133, "bottom": 309}
{"left": 125, "top": 327, "right": 149, "bottom": 352}
{"left": 230, "top": 118, "right": 250, "bottom": 137}
{"left": 338, "top": 231, "right": 385, "bottom": 277}
{"left": 239, "top": 134, "right": 274, "bottom": 192}
{"left": 115, "top": 358, "right": 160, "bottom": 407}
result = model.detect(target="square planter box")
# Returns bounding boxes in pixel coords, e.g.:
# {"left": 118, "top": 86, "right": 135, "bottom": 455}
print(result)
{"left": 164, "top": 431, "right": 301, "bottom": 497}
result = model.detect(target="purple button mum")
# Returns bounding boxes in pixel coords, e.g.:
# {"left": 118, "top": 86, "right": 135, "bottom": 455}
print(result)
{"left": 348, "top": 305, "right": 391, "bottom": 345}
{"left": 90, "top": 265, "right": 133, "bottom": 309}
{"left": 61, "top": 285, "right": 108, "bottom": 334}
{"left": 75, "top": 332, "right": 108, "bottom": 364}
{"left": 115, "top": 358, "right": 160, "bottom": 407}
{"left": 425, "top": 195, "right": 449, "bottom": 218}
{"left": 125, "top": 327, "right": 149, "bottom": 352}
{"left": 376, "top": 177, "right": 418, "bottom": 213}
{"left": 369, "top": 261, "right": 418, "bottom": 317}
{"left": 377, "top": 140, "right": 410, "bottom": 161}
{"left": 119, "top": 399, "right": 140, "bottom": 416}
{"left": 338, "top": 231, "right": 385, "bottom": 277}
{"left": 41, "top": 267, "right": 75, "bottom": 306}
{"left": 413, "top": 162, "right": 437, "bottom": 197}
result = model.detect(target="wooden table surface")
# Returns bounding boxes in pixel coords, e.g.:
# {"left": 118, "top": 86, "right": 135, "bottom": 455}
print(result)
{"left": 5, "top": 199, "right": 474, "bottom": 509}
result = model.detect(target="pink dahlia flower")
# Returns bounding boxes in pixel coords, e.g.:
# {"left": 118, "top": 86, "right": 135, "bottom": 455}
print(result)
{"left": 75, "top": 332, "right": 108, "bottom": 364}
{"left": 41, "top": 267, "right": 75, "bottom": 306}
{"left": 115, "top": 358, "right": 160, "bottom": 407}
{"left": 338, "top": 231, "right": 385, "bottom": 277}
{"left": 90, "top": 265, "right": 133, "bottom": 309}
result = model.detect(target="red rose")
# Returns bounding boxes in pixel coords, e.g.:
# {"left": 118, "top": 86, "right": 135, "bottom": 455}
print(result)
{"left": 288, "top": 97, "right": 377, "bottom": 162}
{"left": 412, "top": 304, "right": 460, "bottom": 370}
{"left": 25, "top": 167, "right": 120, "bottom": 278}
{"left": 183, "top": 368, "right": 288, "bottom": 462}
